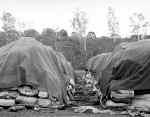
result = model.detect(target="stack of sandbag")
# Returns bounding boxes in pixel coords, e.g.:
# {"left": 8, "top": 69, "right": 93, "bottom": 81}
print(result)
{"left": 16, "top": 85, "right": 38, "bottom": 107}
{"left": 16, "top": 85, "right": 52, "bottom": 108}
{"left": 0, "top": 85, "right": 56, "bottom": 111}
{"left": 0, "top": 90, "right": 17, "bottom": 108}
{"left": 37, "top": 90, "right": 51, "bottom": 108}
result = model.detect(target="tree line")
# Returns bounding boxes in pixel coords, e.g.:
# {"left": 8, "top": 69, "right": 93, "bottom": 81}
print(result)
{"left": 0, "top": 8, "right": 149, "bottom": 69}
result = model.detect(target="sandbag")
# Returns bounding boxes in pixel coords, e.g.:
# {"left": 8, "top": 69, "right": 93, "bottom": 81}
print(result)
{"left": 111, "top": 90, "right": 134, "bottom": 98}
{"left": 38, "top": 91, "right": 49, "bottom": 99}
{"left": 110, "top": 90, "right": 134, "bottom": 103}
{"left": 105, "top": 100, "right": 127, "bottom": 108}
{"left": 0, "top": 99, "right": 15, "bottom": 107}
{"left": 9, "top": 105, "right": 26, "bottom": 111}
{"left": 0, "top": 91, "right": 18, "bottom": 99}
{"left": 18, "top": 85, "right": 38, "bottom": 97}
{"left": 38, "top": 99, "right": 51, "bottom": 107}
{"left": 16, "top": 95, "right": 37, "bottom": 106}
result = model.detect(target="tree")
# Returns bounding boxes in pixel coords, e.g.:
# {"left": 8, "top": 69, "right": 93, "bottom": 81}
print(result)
{"left": 0, "top": 31, "right": 7, "bottom": 46}
{"left": 41, "top": 28, "right": 56, "bottom": 38}
{"left": 6, "top": 30, "right": 20, "bottom": 43}
{"left": 71, "top": 9, "right": 88, "bottom": 59}
{"left": 59, "top": 29, "right": 68, "bottom": 37}
{"left": 40, "top": 28, "right": 57, "bottom": 47}
{"left": 129, "top": 13, "right": 150, "bottom": 40}
{"left": 57, "top": 29, "right": 68, "bottom": 40}
{"left": 23, "top": 29, "right": 40, "bottom": 39}
{"left": 70, "top": 32, "right": 82, "bottom": 42}
{"left": 1, "top": 12, "right": 21, "bottom": 43}
{"left": 107, "top": 7, "right": 120, "bottom": 38}
{"left": 71, "top": 9, "right": 88, "bottom": 36}
{"left": 1, "top": 12, "right": 16, "bottom": 32}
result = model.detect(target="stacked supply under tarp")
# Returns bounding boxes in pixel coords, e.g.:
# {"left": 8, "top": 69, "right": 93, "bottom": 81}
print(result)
{"left": 0, "top": 37, "right": 75, "bottom": 106}
{"left": 87, "top": 40, "right": 150, "bottom": 107}
{"left": 86, "top": 52, "right": 112, "bottom": 74}
{"left": 86, "top": 52, "right": 112, "bottom": 82}
{"left": 107, "top": 40, "right": 150, "bottom": 94}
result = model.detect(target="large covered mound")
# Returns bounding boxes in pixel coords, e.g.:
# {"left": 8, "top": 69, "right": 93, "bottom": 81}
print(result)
{"left": 109, "top": 40, "right": 150, "bottom": 91}
{"left": 0, "top": 37, "right": 74, "bottom": 104}
{"left": 86, "top": 52, "right": 112, "bottom": 80}
{"left": 87, "top": 52, "right": 112, "bottom": 72}
{"left": 87, "top": 40, "right": 150, "bottom": 97}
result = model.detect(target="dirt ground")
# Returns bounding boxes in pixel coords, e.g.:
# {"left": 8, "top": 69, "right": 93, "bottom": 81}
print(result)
{"left": 0, "top": 110, "right": 129, "bottom": 117}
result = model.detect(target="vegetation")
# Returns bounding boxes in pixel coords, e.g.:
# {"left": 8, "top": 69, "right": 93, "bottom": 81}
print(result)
{"left": 71, "top": 9, "right": 88, "bottom": 36}
{"left": 129, "top": 13, "right": 150, "bottom": 40}
{"left": 107, "top": 7, "right": 120, "bottom": 38}
{"left": 0, "top": 10, "right": 149, "bottom": 70}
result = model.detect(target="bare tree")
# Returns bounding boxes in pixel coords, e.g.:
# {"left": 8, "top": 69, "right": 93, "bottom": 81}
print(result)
{"left": 130, "top": 13, "right": 150, "bottom": 40}
{"left": 1, "top": 12, "right": 16, "bottom": 32}
{"left": 71, "top": 9, "right": 88, "bottom": 36}
{"left": 1, "top": 12, "right": 21, "bottom": 42}
{"left": 107, "top": 6, "right": 120, "bottom": 38}
{"left": 71, "top": 9, "right": 88, "bottom": 61}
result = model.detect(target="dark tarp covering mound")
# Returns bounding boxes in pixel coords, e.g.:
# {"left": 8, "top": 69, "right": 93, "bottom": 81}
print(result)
{"left": 0, "top": 37, "right": 74, "bottom": 104}
{"left": 87, "top": 52, "right": 112, "bottom": 73}
{"left": 87, "top": 40, "right": 150, "bottom": 97}
{"left": 86, "top": 52, "right": 112, "bottom": 81}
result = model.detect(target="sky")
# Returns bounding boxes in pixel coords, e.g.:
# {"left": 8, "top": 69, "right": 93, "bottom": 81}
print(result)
{"left": 0, "top": 0, "right": 150, "bottom": 37}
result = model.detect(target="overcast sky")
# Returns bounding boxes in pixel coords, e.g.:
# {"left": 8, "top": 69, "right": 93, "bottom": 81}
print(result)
{"left": 0, "top": 0, "right": 150, "bottom": 37}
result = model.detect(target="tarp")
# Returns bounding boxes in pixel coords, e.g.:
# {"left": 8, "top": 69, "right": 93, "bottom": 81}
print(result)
{"left": 109, "top": 40, "right": 150, "bottom": 91}
{"left": 87, "top": 40, "right": 150, "bottom": 97}
{"left": 86, "top": 52, "right": 112, "bottom": 82}
{"left": 86, "top": 52, "right": 112, "bottom": 73}
{"left": 0, "top": 37, "right": 74, "bottom": 104}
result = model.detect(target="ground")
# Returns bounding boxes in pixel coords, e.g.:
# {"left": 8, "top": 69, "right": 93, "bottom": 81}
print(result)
{"left": 0, "top": 110, "right": 129, "bottom": 117}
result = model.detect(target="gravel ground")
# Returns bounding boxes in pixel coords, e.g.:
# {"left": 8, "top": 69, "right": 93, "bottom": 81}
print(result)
{"left": 0, "top": 110, "right": 130, "bottom": 117}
